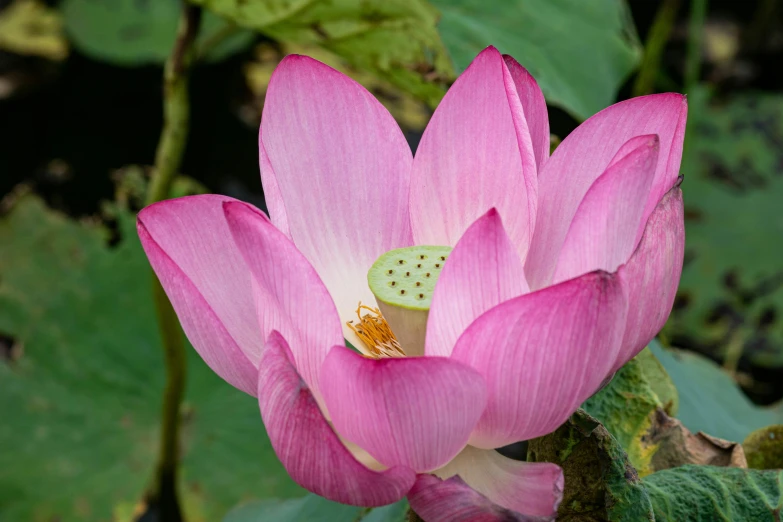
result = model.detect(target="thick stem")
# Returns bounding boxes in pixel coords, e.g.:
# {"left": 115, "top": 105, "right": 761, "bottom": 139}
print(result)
{"left": 145, "top": 4, "right": 202, "bottom": 207}
{"left": 150, "top": 279, "right": 188, "bottom": 521}
{"left": 144, "top": 4, "right": 202, "bottom": 521}
{"left": 632, "top": 0, "right": 682, "bottom": 97}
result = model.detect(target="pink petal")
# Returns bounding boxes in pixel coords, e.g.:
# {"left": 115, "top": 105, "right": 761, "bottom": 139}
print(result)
{"left": 426, "top": 209, "right": 529, "bottom": 357}
{"left": 320, "top": 347, "right": 487, "bottom": 472}
{"left": 435, "top": 446, "right": 563, "bottom": 518}
{"left": 223, "top": 200, "right": 343, "bottom": 405}
{"left": 407, "top": 475, "right": 535, "bottom": 522}
{"left": 552, "top": 135, "right": 659, "bottom": 285}
{"left": 451, "top": 271, "right": 627, "bottom": 448}
{"left": 259, "top": 331, "right": 415, "bottom": 506}
{"left": 526, "top": 94, "right": 687, "bottom": 289}
{"left": 258, "top": 131, "right": 290, "bottom": 237}
{"left": 503, "top": 55, "right": 550, "bottom": 171}
{"left": 261, "top": 55, "right": 413, "bottom": 341}
{"left": 137, "top": 195, "right": 260, "bottom": 395}
{"left": 614, "top": 186, "right": 685, "bottom": 372}
{"left": 410, "top": 46, "right": 538, "bottom": 259}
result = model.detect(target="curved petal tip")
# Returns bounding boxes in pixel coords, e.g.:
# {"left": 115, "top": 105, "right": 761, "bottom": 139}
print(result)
{"left": 258, "top": 331, "right": 416, "bottom": 506}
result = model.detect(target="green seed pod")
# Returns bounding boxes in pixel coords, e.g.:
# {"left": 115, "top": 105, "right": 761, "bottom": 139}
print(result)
{"left": 367, "top": 245, "right": 452, "bottom": 357}
{"left": 368, "top": 245, "right": 452, "bottom": 311}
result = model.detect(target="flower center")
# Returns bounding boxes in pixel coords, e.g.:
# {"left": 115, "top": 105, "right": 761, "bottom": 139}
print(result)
{"left": 346, "top": 304, "right": 405, "bottom": 358}
{"left": 350, "top": 245, "right": 451, "bottom": 358}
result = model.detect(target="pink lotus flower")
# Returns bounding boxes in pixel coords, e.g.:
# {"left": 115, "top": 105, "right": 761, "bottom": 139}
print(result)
{"left": 137, "top": 47, "right": 686, "bottom": 521}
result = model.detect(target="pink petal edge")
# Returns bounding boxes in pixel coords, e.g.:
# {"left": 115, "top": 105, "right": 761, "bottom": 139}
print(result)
{"left": 407, "top": 474, "right": 548, "bottom": 522}
{"left": 258, "top": 331, "right": 415, "bottom": 506}
{"left": 320, "top": 346, "right": 487, "bottom": 472}
{"left": 614, "top": 185, "right": 685, "bottom": 372}
{"left": 258, "top": 130, "right": 291, "bottom": 238}
{"left": 261, "top": 54, "right": 413, "bottom": 345}
{"left": 410, "top": 46, "right": 538, "bottom": 260}
{"left": 223, "top": 200, "right": 343, "bottom": 406}
{"left": 452, "top": 271, "right": 628, "bottom": 448}
{"left": 426, "top": 208, "right": 529, "bottom": 358}
{"left": 526, "top": 93, "right": 687, "bottom": 289}
{"left": 137, "top": 195, "right": 261, "bottom": 395}
{"left": 434, "top": 445, "right": 563, "bottom": 518}
{"left": 503, "top": 54, "right": 550, "bottom": 172}
{"left": 552, "top": 134, "right": 660, "bottom": 285}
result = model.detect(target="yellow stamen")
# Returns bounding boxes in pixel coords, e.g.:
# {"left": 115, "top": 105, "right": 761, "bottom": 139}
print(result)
{"left": 346, "top": 303, "right": 405, "bottom": 359}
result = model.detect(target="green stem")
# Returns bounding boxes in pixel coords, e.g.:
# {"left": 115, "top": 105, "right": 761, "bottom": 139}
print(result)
{"left": 632, "top": 0, "right": 682, "bottom": 97}
{"left": 145, "top": 4, "right": 203, "bottom": 207}
{"left": 150, "top": 279, "right": 188, "bottom": 521}
{"left": 684, "top": 0, "right": 708, "bottom": 95}
{"left": 145, "top": 4, "right": 202, "bottom": 521}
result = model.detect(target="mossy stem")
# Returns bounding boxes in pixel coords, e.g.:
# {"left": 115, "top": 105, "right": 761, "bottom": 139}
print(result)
{"left": 145, "top": 4, "right": 202, "bottom": 207}
{"left": 150, "top": 278, "right": 188, "bottom": 521}
{"left": 144, "top": 3, "right": 202, "bottom": 521}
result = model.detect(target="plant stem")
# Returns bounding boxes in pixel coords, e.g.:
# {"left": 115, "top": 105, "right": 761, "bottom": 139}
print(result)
{"left": 145, "top": 3, "right": 202, "bottom": 521}
{"left": 684, "top": 0, "right": 708, "bottom": 95}
{"left": 145, "top": 4, "right": 202, "bottom": 207}
{"left": 632, "top": 0, "right": 682, "bottom": 97}
{"left": 150, "top": 279, "right": 188, "bottom": 521}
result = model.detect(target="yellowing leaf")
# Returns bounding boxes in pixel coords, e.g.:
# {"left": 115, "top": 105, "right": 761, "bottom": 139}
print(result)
{"left": 0, "top": 0, "right": 68, "bottom": 61}
{"left": 191, "top": 0, "right": 453, "bottom": 108}
{"left": 244, "top": 43, "right": 431, "bottom": 131}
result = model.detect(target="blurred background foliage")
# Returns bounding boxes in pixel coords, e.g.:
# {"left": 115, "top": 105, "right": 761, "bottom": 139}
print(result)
{"left": 2, "top": 0, "right": 783, "bottom": 520}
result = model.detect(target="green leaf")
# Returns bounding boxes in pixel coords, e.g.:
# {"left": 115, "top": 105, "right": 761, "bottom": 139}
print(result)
{"left": 527, "top": 410, "right": 655, "bottom": 521}
{"left": 644, "top": 466, "right": 783, "bottom": 521}
{"left": 430, "top": 0, "right": 641, "bottom": 120}
{"left": 583, "top": 349, "right": 677, "bottom": 476}
{"left": 530, "top": 409, "right": 783, "bottom": 521}
{"left": 223, "top": 494, "right": 362, "bottom": 522}
{"left": 0, "top": 194, "right": 301, "bottom": 521}
{"left": 637, "top": 348, "right": 679, "bottom": 416}
{"left": 649, "top": 341, "right": 783, "bottom": 443}
{"left": 62, "top": 0, "right": 254, "bottom": 65}
{"left": 188, "top": 0, "right": 453, "bottom": 107}
{"left": 664, "top": 87, "right": 783, "bottom": 369}
{"left": 585, "top": 345, "right": 755, "bottom": 476}
{"left": 0, "top": 0, "right": 68, "bottom": 61}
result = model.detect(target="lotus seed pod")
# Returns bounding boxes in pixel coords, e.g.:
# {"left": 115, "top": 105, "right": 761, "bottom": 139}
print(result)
{"left": 367, "top": 246, "right": 451, "bottom": 356}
